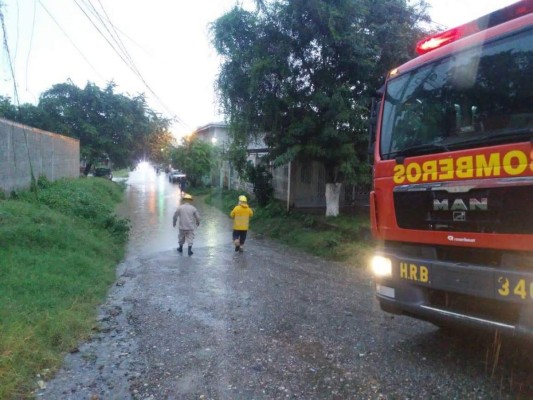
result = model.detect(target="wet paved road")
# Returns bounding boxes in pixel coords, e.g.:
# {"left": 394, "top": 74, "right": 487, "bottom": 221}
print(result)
{"left": 38, "top": 166, "right": 533, "bottom": 399}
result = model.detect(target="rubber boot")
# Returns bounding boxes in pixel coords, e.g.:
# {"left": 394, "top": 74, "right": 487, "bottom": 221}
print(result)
{"left": 188, "top": 246, "right": 193, "bottom": 256}
{"left": 177, "top": 244, "right": 183, "bottom": 253}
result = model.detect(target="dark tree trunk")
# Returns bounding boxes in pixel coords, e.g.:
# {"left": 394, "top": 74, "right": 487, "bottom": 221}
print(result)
{"left": 83, "top": 163, "right": 93, "bottom": 176}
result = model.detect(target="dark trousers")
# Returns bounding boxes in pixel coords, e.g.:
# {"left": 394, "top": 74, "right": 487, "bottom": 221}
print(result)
{"left": 232, "top": 230, "right": 248, "bottom": 245}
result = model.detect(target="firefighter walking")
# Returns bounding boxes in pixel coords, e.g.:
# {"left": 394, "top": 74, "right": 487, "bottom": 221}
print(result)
{"left": 230, "top": 195, "right": 254, "bottom": 252}
{"left": 172, "top": 193, "right": 200, "bottom": 256}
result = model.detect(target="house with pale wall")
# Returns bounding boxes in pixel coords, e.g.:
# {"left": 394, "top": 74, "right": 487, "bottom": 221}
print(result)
{"left": 193, "top": 122, "right": 369, "bottom": 210}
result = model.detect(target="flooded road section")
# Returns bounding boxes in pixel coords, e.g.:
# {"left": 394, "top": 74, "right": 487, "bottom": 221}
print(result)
{"left": 116, "top": 166, "right": 183, "bottom": 258}
{"left": 38, "top": 166, "right": 532, "bottom": 399}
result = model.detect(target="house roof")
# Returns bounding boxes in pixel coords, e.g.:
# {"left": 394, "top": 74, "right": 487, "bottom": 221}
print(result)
{"left": 195, "top": 122, "right": 228, "bottom": 132}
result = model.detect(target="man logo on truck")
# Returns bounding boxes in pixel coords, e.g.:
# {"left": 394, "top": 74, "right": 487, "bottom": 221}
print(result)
{"left": 433, "top": 198, "right": 488, "bottom": 211}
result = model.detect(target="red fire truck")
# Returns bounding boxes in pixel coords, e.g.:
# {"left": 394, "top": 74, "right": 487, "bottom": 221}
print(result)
{"left": 369, "top": 0, "right": 533, "bottom": 336}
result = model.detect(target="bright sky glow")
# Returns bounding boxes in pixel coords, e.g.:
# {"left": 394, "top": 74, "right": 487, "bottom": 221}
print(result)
{"left": 427, "top": 0, "right": 519, "bottom": 28}
{"left": 0, "top": 0, "right": 521, "bottom": 139}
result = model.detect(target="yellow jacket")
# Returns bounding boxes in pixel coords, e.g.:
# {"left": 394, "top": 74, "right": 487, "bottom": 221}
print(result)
{"left": 230, "top": 203, "right": 254, "bottom": 230}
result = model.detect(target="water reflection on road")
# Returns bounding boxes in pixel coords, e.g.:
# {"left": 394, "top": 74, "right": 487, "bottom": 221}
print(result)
{"left": 117, "top": 165, "right": 182, "bottom": 258}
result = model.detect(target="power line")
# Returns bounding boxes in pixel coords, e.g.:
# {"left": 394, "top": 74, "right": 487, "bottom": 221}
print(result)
{"left": 7, "top": 0, "right": 186, "bottom": 129}
{"left": 37, "top": 0, "right": 106, "bottom": 81}
{"left": 79, "top": 0, "right": 138, "bottom": 77}
{"left": 72, "top": 0, "right": 136, "bottom": 74}
{"left": 1, "top": 3, "right": 37, "bottom": 192}
{"left": 71, "top": 0, "right": 187, "bottom": 127}
{"left": 25, "top": 0, "right": 37, "bottom": 90}
{"left": 0, "top": 4, "right": 20, "bottom": 104}
{"left": 93, "top": 0, "right": 137, "bottom": 71}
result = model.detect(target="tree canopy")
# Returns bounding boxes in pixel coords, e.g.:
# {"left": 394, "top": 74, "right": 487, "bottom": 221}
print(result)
{"left": 0, "top": 81, "right": 173, "bottom": 169}
{"left": 170, "top": 136, "right": 214, "bottom": 187}
{"left": 211, "top": 0, "right": 429, "bottom": 184}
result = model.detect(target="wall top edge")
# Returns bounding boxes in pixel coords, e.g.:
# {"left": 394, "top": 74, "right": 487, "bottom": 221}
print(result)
{"left": 0, "top": 118, "right": 80, "bottom": 145}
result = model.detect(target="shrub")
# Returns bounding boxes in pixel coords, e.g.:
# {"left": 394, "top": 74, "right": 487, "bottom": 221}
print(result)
{"left": 37, "top": 175, "right": 52, "bottom": 189}
{"left": 245, "top": 162, "right": 274, "bottom": 207}
{"left": 18, "top": 178, "right": 129, "bottom": 243}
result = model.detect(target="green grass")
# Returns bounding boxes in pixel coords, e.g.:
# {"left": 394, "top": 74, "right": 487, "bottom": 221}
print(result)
{"left": 112, "top": 168, "right": 130, "bottom": 178}
{"left": 0, "top": 177, "right": 128, "bottom": 399}
{"left": 204, "top": 188, "right": 374, "bottom": 264}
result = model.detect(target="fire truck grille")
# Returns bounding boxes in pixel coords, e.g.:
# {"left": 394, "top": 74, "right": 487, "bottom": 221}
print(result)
{"left": 394, "top": 184, "right": 533, "bottom": 234}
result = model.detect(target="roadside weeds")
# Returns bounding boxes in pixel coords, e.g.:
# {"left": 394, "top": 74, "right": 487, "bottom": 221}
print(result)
{"left": 0, "top": 177, "right": 128, "bottom": 399}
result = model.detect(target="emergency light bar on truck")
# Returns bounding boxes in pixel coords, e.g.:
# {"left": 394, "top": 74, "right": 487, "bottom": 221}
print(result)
{"left": 416, "top": 0, "right": 533, "bottom": 54}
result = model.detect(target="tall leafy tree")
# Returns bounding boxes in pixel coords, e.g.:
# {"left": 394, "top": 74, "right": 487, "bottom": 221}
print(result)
{"left": 146, "top": 109, "right": 175, "bottom": 166}
{"left": 212, "top": 0, "right": 428, "bottom": 215}
{"left": 2, "top": 82, "right": 173, "bottom": 170}
{"left": 7, "top": 80, "right": 174, "bottom": 170}
{"left": 38, "top": 82, "right": 106, "bottom": 165}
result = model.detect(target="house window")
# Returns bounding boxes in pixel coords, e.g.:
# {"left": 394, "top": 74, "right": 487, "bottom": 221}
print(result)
{"left": 301, "top": 164, "right": 312, "bottom": 184}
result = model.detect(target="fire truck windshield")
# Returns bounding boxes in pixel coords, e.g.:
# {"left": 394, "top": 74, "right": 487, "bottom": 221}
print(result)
{"left": 380, "top": 29, "right": 532, "bottom": 160}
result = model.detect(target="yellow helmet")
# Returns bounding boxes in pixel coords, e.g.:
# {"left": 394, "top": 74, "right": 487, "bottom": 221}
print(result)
{"left": 238, "top": 195, "right": 247, "bottom": 202}
{"left": 183, "top": 193, "right": 193, "bottom": 200}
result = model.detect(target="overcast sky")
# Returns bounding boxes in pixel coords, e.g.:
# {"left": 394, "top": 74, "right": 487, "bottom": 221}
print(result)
{"left": 0, "top": 0, "right": 519, "bottom": 138}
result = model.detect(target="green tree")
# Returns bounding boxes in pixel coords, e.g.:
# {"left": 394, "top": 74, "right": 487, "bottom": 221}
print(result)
{"left": 0, "top": 96, "right": 17, "bottom": 119}
{"left": 1, "top": 82, "right": 173, "bottom": 170}
{"left": 28, "top": 82, "right": 106, "bottom": 164}
{"left": 17, "top": 103, "right": 49, "bottom": 128}
{"left": 246, "top": 161, "right": 273, "bottom": 207}
{"left": 4, "top": 80, "right": 173, "bottom": 170}
{"left": 144, "top": 110, "right": 175, "bottom": 166}
{"left": 212, "top": 0, "right": 428, "bottom": 215}
{"left": 170, "top": 137, "right": 214, "bottom": 187}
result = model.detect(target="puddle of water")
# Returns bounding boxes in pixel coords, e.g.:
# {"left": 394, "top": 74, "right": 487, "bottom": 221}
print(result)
{"left": 117, "top": 166, "right": 182, "bottom": 258}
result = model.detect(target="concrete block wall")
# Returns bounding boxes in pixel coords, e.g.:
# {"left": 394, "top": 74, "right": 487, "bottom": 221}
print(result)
{"left": 0, "top": 118, "right": 80, "bottom": 193}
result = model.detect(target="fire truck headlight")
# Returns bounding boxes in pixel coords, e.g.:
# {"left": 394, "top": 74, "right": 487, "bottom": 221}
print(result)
{"left": 371, "top": 255, "right": 392, "bottom": 278}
